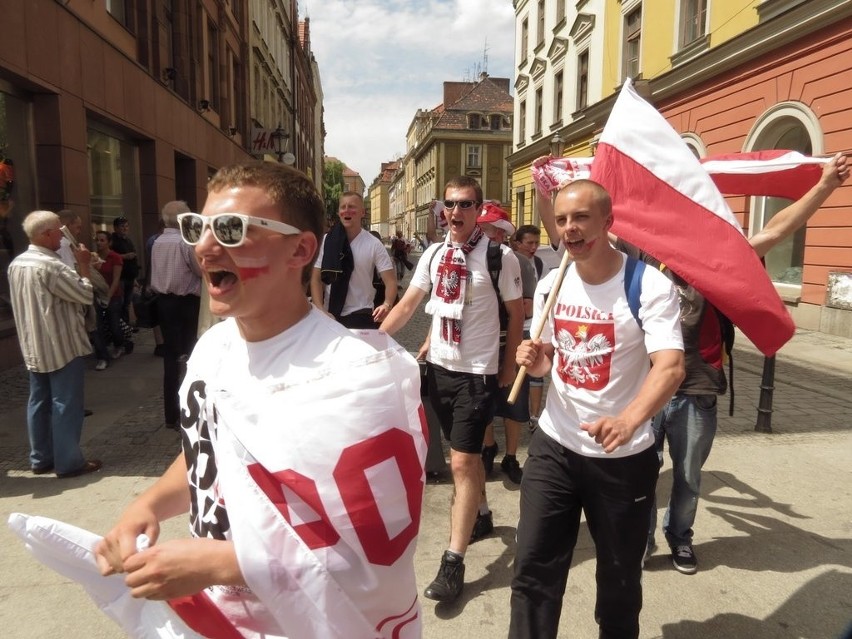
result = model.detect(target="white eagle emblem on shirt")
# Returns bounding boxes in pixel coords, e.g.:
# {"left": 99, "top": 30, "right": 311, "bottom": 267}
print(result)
{"left": 556, "top": 324, "right": 612, "bottom": 384}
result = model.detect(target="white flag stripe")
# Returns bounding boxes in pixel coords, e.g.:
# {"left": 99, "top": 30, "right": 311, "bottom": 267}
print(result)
{"left": 366, "top": 458, "right": 412, "bottom": 540}
{"left": 701, "top": 153, "right": 828, "bottom": 174}
{"left": 598, "top": 79, "right": 742, "bottom": 234}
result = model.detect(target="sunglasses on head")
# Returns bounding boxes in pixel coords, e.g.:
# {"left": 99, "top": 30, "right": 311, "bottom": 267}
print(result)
{"left": 442, "top": 199, "right": 480, "bottom": 210}
{"left": 177, "top": 212, "right": 301, "bottom": 248}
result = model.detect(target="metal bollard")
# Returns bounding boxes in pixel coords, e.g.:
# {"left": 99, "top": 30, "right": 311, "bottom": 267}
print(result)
{"left": 754, "top": 355, "right": 775, "bottom": 433}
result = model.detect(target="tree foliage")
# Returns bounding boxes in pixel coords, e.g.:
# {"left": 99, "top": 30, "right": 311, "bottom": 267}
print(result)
{"left": 323, "top": 160, "right": 345, "bottom": 220}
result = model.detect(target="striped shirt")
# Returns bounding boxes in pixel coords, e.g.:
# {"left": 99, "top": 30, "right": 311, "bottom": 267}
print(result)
{"left": 150, "top": 228, "right": 201, "bottom": 297}
{"left": 8, "top": 245, "right": 94, "bottom": 372}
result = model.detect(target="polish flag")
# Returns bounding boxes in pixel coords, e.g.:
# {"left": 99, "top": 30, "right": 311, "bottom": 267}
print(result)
{"left": 701, "top": 150, "right": 828, "bottom": 200}
{"left": 590, "top": 79, "right": 795, "bottom": 356}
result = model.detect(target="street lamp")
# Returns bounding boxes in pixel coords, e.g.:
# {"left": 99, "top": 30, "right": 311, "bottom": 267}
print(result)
{"left": 271, "top": 124, "right": 289, "bottom": 163}
{"left": 550, "top": 133, "right": 563, "bottom": 158}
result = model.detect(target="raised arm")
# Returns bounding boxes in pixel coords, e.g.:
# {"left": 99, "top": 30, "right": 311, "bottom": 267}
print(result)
{"left": 748, "top": 152, "right": 849, "bottom": 258}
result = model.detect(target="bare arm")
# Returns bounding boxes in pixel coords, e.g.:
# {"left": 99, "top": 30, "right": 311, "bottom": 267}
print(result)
{"left": 95, "top": 454, "right": 245, "bottom": 599}
{"left": 749, "top": 152, "right": 849, "bottom": 258}
{"left": 379, "top": 285, "right": 427, "bottom": 336}
{"left": 372, "top": 268, "right": 398, "bottom": 322}
{"left": 426, "top": 201, "right": 439, "bottom": 244}
{"left": 581, "top": 348, "right": 685, "bottom": 453}
{"left": 533, "top": 155, "right": 561, "bottom": 245}
{"left": 95, "top": 454, "right": 192, "bottom": 574}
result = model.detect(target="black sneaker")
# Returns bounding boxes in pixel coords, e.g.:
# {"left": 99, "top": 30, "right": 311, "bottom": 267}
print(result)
{"left": 501, "top": 455, "right": 523, "bottom": 484}
{"left": 423, "top": 551, "right": 465, "bottom": 602}
{"left": 469, "top": 511, "right": 493, "bottom": 543}
{"left": 481, "top": 443, "right": 498, "bottom": 474}
{"left": 671, "top": 544, "right": 698, "bottom": 574}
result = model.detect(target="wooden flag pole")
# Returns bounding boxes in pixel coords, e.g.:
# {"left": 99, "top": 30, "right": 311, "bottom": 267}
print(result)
{"left": 507, "top": 247, "right": 571, "bottom": 404}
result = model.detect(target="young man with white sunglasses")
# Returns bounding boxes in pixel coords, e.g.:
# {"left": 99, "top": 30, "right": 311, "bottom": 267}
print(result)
{"left": 96, "top": 161, "right": 427, "bottom": 638}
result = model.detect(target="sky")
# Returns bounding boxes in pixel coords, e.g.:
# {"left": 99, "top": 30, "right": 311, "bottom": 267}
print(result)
{"left": 306, "top": 0, "right": 516, "bottom": 187}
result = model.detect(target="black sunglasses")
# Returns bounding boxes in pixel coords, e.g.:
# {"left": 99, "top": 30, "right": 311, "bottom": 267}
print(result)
{"left": 442, "top": 199, "right": 480, "bottom": 210}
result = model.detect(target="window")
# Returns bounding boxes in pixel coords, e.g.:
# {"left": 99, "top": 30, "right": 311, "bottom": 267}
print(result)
{"left": 556, "top": 0, "right": 566, "bottom": 25}
{"left": 521, "top": 18, "right": 529, "bottom": 63}
{"left": 553, "top": 71, "right": 563, "bottom": 124}
{"left": 468, "top": 114, "right": 481, "bottom": 130}
{"left": 516, "top": 189, "right": 526, "bottom": 226}
{"left": 467, "top": 145, "right": 481, "bottom": 169}
{"left": 490, "top": 114, "right": 502, "bottom": 130}
{"left": 519, "top": 100, "right": 527, "bottom": 142}
{"left": 87, "top": 124, "right": 140, "bottom": 238}
{"left": 679, "top": 0, "right": 707, "bottom": 48}
{"left": 577, "top": 51, "right": 589, "bottom": 110}
{"left": 106, "top": 0, "right": 132, "bottom": 29}
{"left": 534, "top": 87, "right": 543, "bottom": 135}
{"left": 207, "top": 20, "right": 220, "bottom": 110}
{"left": 537, "top": 0, "right": 545, "bottom": 47}
{"left": 622, "top": 6, "right": 642, "bottom": 81}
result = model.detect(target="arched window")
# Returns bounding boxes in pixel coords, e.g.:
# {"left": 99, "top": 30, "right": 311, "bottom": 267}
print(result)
{"left": 744, "top": 103, "right": 823, "bottom": 292}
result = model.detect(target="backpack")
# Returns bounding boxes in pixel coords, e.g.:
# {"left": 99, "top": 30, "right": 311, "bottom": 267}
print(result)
{"left": 624, "top": 256, "right": 736, "bottom": 415}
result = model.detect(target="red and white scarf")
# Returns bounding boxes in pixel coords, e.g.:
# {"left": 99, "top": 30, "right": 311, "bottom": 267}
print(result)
{"left": 425, "top": 226, "right": 483, "bottom": 360}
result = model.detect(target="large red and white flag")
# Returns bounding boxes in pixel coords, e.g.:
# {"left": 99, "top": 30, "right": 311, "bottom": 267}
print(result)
{"left": 701, "top": 150, "right": 828, "bottom": 200}
{"left": 590, "top": 79, "right": 795, "bottom": 356}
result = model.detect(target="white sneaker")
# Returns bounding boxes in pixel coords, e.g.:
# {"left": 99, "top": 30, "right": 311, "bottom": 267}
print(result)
{"left": 95, "top": 360, "right": 108, "bottom": 371}
{"left": 109, "top": 345, "right": 124, "bottom": 360}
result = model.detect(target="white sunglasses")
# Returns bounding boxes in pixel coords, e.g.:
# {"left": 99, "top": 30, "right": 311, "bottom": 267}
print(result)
{"left": 177, "top": 212, "right": 301, "bottom": 248}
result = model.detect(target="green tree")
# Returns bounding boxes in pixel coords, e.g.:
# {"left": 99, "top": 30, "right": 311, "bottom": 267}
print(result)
{"left": 323, "top": 160, "right": 345, "bottom": 222}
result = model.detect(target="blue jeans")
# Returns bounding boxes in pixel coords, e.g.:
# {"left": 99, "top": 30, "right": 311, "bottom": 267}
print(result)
{"left": 649, "top": 393, "right": 718, "bottom": 548}
{"left": 27, "top": 357, "right": 86, "bottom": 474}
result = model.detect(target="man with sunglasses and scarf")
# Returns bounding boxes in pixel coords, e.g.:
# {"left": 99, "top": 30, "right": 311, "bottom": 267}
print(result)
{"left": 381, "top": 176, "right": 524, "bottom": 603}
{"left": 149, "top": 200, "right": 202, "bottom": 431}
{"left": 96, "top": 162, "right": 426, "bottom": 638}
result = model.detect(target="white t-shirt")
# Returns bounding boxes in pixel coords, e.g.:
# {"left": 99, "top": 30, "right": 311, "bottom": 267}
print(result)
{"left": 180, "top": 309, "right": 422, "bottom": 637}
{"left": 536, "top": 252, "right": 683, "bottom": 458}
{"left": 314, "top": 229, "right": 393, "bottom": 316}
{"left": 411, "top": 239, "right": 522, "bottom": 374}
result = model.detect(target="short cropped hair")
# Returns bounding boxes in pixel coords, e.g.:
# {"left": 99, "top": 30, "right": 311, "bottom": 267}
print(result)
{"left": 444, "top": 176, "right": 483, "bottom": 203}
{"left": 514, "top": 224, "right": 541, "bottom": 243}
{"left": 559, "top": 179, "right": 612, "bottom": 217}
{"left": 161, "top": 200, "right": 191, "bottom": 227}
{"left": 22, "top": 210, "right": 59, "bottom": 240}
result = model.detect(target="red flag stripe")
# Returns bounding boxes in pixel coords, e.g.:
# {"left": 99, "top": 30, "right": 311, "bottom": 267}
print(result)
{"left": 593, "top": 141, "right": 794, "bottom": 356}
{"left": 701, "top": 151, "right": 827, "bottom": 200}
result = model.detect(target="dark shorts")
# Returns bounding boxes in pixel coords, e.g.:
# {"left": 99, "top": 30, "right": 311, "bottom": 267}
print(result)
{"left": 495, "top": 379, "right": 531, "bottom": 422}
{"left": 426, "top": 363, "right": 497, "bottom": 454}
{"left": 494, "top": 344, "right": 530, "bottom": 422}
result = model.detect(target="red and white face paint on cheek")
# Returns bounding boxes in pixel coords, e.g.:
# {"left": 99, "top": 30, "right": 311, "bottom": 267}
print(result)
{"left": 232, "top": 254, "right": 270, "bottom": 281}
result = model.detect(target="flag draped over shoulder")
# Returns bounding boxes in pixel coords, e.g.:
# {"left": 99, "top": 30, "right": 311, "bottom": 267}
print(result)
{"left": 589, "top": 79, "right": 795, "bottom": 356}
{"left": 700, "top": 150, "right": 828, "bottom": 200}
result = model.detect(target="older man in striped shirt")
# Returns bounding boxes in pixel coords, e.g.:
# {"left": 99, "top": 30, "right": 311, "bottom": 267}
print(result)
{"left": 8, "top": 210, "right": 103, "bottom": 478}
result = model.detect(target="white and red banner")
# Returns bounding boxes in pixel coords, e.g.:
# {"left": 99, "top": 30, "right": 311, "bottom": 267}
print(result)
{"left": 589, "top": 79, "right": 795, "bottom": 356}
{"left": 700, "top": 150, "right": 828, "bottom": 200}
{"left": 533, "top": 151, "right": 827, "bottom": 201}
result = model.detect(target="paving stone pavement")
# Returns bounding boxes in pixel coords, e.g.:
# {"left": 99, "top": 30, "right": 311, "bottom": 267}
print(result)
{"left": 1, "top": 250, "right": 851, "bottom": 638}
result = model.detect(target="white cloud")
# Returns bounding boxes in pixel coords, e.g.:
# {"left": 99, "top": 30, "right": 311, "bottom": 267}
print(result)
{"left": 308, "top": 0, "right": 515, "bottom": 187}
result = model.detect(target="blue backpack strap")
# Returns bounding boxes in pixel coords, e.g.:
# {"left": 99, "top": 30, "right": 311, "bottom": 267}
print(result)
{"left": 623, "top": 255, "right": 645, "bottom": 330}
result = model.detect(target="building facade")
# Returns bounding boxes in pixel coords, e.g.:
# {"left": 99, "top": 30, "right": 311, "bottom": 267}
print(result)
{"left": 510, "top": 0, "right": 852, "bottom": 336}
{"left": 403, "top": 72, "right": 514, "bottom": 237}
{"left": 368, "top": 160, "right": 400, "bottom": 240}
{"left": 0, "top": 0, "right": 324, "bottom": 369}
